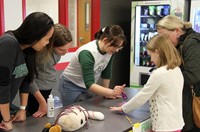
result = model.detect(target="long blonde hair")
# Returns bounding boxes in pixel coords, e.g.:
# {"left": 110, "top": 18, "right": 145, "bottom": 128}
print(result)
{"left": 156, "top": 15, "right": 192, "bottom": 31}
{"left": 146, "top": 34, "right": 182, "bottom": 69}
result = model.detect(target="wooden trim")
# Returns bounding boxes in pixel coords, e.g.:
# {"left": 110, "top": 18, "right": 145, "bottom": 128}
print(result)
{"left": 91, "top": 0, "right": 100, "bottom": 40}
{"left": 22, "top": 0, "right": 26, "bottom": 20}
{"left": 58, "top": 0, "right": 68, "bottom": 27}
{"left": 0, "top": 0, "right": 4, "bottom": 35}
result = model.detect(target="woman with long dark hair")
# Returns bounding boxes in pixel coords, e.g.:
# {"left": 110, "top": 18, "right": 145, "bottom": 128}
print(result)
{"left": 0, "top": 12, "right": 54, "bottom": 131}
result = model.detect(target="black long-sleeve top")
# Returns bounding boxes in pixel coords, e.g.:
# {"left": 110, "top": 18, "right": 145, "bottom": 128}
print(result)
{"left": 0, "top": 33, "right": 29, "bottom": 104}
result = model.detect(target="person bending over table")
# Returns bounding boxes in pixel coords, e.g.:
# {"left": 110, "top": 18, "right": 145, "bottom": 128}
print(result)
{"left": 59, "top": 24, "right": 127, "bottom": 106}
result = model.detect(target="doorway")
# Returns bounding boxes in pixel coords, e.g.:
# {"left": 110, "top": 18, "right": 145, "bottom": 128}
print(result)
{"left": 77, "top": 0, "right": 92, "bottom": 46}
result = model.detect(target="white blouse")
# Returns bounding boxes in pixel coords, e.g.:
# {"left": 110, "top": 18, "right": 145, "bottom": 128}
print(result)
{"left": 122, "top": 66, "right": 184, "bottom": 131}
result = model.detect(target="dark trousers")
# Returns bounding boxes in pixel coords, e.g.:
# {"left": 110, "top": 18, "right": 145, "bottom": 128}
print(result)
{"left": 27, "top": 90, "right": 51, "bottom": 115}
{"left": 182, "top": 126, "right": 200, "bottom": 132}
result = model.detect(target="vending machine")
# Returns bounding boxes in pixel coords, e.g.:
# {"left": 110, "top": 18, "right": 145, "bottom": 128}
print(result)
{"left": 130, "top": 0, "right": 186, "bottom": 87}
{"left": 190, "top": 0, "right": 200, "bottom": 33}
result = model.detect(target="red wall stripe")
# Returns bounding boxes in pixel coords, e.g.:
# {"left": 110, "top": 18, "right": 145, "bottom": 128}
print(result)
{"left": 91, "top": 0, "right": 100, "bottom": 40}
{"left": 22, "top": 0, "right": 26, "bottom": 20}
{"left": 68, "top": 47, "right": 78, "bottom": 52}
{"left": 58, "top": 0, "right": 68, "bottom": 27}
{"left": 54, "top": 62, "right": 69, "bottom": 71}
{"left": 59, "top": 0, "right": 100, "bottom": 42}
{"left": 54, "top": 47, "right": 78, "bottom": 70}
{"left": 0, "top": 0, "right": 4, "bottom": 35}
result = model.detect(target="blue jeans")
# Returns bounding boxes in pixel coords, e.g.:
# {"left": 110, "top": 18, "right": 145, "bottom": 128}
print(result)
{"left": 58, "top": 75, "right": 87, "bottom": 106}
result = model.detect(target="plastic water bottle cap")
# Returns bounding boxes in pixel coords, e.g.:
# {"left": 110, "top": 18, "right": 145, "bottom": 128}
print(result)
{"left": 49, "top": 94, "right": 53, "bottom": 99}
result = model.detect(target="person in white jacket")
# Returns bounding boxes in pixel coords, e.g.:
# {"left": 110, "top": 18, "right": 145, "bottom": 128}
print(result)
{"left": 110, "top": 34, "right": 184, "bottom": 132}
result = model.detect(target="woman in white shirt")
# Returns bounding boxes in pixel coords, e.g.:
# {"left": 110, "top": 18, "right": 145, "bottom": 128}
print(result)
{"left": 110, "top": 34, "right": 184, "bottom": 132}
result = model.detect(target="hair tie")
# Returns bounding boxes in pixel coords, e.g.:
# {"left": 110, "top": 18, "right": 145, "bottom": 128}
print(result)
{"left": 102, "top": 27, "right": 106, "bottom": 32}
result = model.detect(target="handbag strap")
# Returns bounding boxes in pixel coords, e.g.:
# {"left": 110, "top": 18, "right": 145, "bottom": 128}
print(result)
{"left": 191, "top": 85, "right": 196, "bottom": 96}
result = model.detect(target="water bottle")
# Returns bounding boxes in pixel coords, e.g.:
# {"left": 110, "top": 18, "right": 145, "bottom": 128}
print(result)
{"left": 47, "top": 94, "right": 54, "bottom": 117}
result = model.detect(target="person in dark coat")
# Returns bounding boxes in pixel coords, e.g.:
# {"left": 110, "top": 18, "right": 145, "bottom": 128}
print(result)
{"left": 156, "top": 15, "right": 200, "bottom": 132}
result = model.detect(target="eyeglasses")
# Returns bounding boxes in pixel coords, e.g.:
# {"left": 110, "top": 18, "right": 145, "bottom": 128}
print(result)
{"left": 110, "top": 40, "right": 124, "bottom": 50}
{"left": 113, "top": 45, "right": 124, "bottom": 50}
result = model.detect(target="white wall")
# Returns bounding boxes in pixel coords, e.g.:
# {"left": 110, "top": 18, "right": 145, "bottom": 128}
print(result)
{"left": 4, "top": 0, "right": 23, "bottom": 31}
{"left": 26, "top": 0, "right": 77, "bottom": 47}
{"left": 26, "top": 0, "right": 58, "bottom": 23}
{"left": 3, "top": 0, "right": 58, "bottom": 31}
